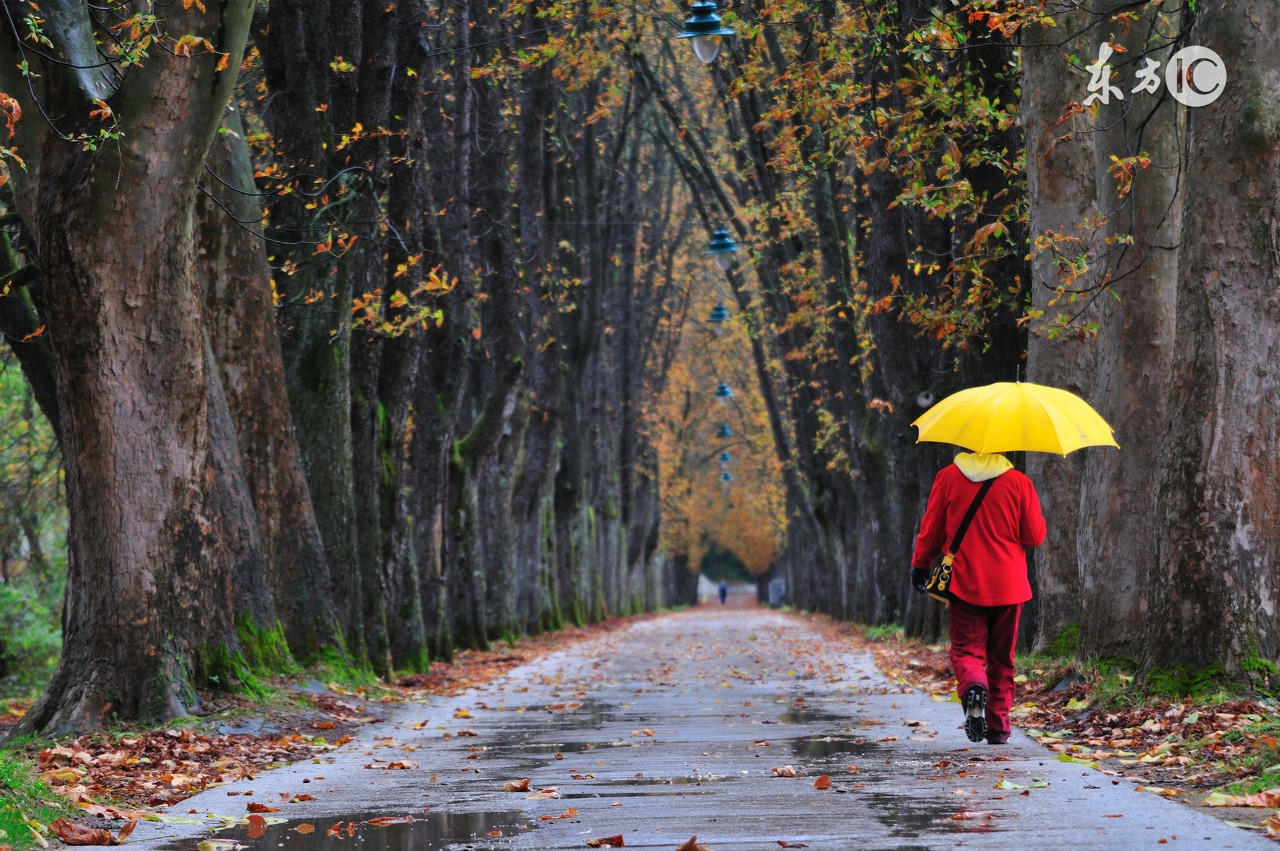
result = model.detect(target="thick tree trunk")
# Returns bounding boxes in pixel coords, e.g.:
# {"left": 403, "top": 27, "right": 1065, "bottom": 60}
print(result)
{"left": 1022, "top": 12, "right": 1098, "bottom": 653}
{"left": 1074, "top": 12, "right": 1182, "bottom": 663}
{"left": 1152, "top": 4, "right": 1280, "bottom": 669}
{"left": 199, "top": 108, "right": 343, "bottom": 666}
{"left": 2, "top": 0, "right": 258, "bottom": 734}
{"left": 260, "top": 0, "right": 366, "bottom": 663}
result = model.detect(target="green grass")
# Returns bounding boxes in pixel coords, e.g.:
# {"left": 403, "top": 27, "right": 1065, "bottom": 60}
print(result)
{"left": 862, "top": 624, "right": 905, "bottom": 642}
{"left": 0, "top": 744, "right": 75, "bottom": 849}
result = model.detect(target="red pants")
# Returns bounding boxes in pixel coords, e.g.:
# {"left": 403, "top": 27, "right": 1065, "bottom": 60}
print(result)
{"left": 949, "top": 598, "right": 1022, "bottom": 740}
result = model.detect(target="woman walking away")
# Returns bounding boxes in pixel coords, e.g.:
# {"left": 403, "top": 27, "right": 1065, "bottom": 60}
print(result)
{"left": 911, "top": 452, "right": 1046, "bottom": 744}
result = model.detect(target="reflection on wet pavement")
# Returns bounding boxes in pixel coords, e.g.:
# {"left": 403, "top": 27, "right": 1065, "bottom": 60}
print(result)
{"left": 163, "top": 811, "right": 532, "bottom": 851}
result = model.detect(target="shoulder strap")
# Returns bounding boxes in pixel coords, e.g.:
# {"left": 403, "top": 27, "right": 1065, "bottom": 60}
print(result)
{"left": 947, "top": 476, "right": 997, "bottom": 556}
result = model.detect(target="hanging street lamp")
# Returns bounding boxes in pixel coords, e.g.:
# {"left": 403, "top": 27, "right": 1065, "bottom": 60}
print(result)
{"left": 718, "top": 423, "right": 732, "bottom": 439}
{"left": 719, "top": 470, "right": 734, "bottom": 489}
{"left": 715, "top": 382, "right": 734, "bottom": 407}
{"left": 677, "top": 1, "right": 736, "bottom": 64}
{"left": 718, "top": 450, "right": 732, "bottom": 470}
{"left": 707, "top": 301, "right": 729, "bottom": 335}
{"left": 707, "top": 228, "right": 740, "bottom": 270}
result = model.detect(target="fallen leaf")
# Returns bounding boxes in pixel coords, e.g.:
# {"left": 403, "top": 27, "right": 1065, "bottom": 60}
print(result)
{"left": 813, "top": 775, "right": 831, "bottom": 790}
{"left": 586, "top": 835, "right": 625, "bottom": 847}
{"left": 246, "top": 803, "right": 281, "bottom": 813}
{"left": 675, "top": 837, "right": 711, "bottom": 851}
{"left": 1205, "top": 788, "right": 1280, "bottom": 808}
{"left": 771, "top": 765, "right": 797, "bottom": 777}
{"left": 366, "top": 816, "right": 415, "bottom": 826}
{"left": 50, "top": 818, "right": 136, "bottom": 846}
{"left": 526, "top": 788, "right": 562, "bottom": 800}
{"left": 777, "top": 843, "right": 808, "bottom": 848}
{"left": 504, "top": 778, "right": 532, "bottom": 792}
{"left": 294, "top": 824, "right": 315, "bottom": 834}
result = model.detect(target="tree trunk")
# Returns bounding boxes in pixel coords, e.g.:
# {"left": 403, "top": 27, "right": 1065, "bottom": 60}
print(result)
{"left": 1022, "top": 10, "right": 1098, "bottom": 653}
{"left": 199, "top": 107, "right": 343, "bottom": 667}
{"left": 1074, "top": 10, "right": 1182, "bottom": 663}
{"left": 259, "top": 0, "right": 366, "bottom": 664}
{"left": 3, "top": 0, "right": 259, "bottom": 734}
{"left": 1152, "top": 3, "right": 1280, "bottom": 669}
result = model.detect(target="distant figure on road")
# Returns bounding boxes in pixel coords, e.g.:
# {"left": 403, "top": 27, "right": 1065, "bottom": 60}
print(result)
{"left": 910, "top": 452, "right": 1046, "bottom": 745}
{"left": 718, "top": 580, "right": 728, "bottom": 605}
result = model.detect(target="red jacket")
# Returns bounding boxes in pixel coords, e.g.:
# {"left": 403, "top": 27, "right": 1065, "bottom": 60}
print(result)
{"left": 911, "top": 464, "right": 1046, "bottom": 606}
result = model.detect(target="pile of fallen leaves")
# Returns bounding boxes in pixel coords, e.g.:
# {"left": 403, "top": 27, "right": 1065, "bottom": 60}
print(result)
{"left": 34, "top": 727, "right": 342, "bottom": 810}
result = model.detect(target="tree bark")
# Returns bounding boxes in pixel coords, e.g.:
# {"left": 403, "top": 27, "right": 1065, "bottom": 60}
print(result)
{"left": 259, "top": 0, "right": 365, "bottom": 663}
{"left": 3, "top": 0, "right": 260, "bottom": 734}
{"left": 1152, "top": 2, "right": 1280, "bottom": 669}
{"left": 1022, "top": 10, "right": 1099, "bottom": 653}
{"left": 198, "top": 107, "right": 343, "bottom": 666}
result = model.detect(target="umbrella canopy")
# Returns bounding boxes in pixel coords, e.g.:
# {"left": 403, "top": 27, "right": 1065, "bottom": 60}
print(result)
{"left": 911, "top": 381, "right": 1119, "bottom": 455}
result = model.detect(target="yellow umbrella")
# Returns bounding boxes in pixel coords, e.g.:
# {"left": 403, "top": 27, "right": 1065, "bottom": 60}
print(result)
{"left": 911, "top": 381, "right": 1119, "bottom": 455}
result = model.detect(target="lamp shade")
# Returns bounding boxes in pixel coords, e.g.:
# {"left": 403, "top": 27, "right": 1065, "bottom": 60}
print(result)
{"left": 678, "top": 2, "right": 735, "bottom": 63}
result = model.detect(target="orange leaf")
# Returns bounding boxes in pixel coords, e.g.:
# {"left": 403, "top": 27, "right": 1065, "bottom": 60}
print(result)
{"left": 295, "top": 824, "right": 315, "bottom": 834}
{"left": 366, "top": 816, "right": 415, "bottom": 826}
{"left": 813, "top": 774, "right": 831, "bottom": 789}
{"left": 586, "top": 836, "right": 625, "bottom": 848}
{"left": 503, "top": 778, "right": 531, "bottom": 792}
{"left": 247, "top": 803, "right": 281, "bottom": 813}
{"left": 50, "top": 818, "right": 129, "bottom": 846}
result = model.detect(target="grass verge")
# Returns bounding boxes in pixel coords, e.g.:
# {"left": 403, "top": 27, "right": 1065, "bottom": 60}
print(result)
{"left": 0, "top": 744, "right": 75, "bottom": 850}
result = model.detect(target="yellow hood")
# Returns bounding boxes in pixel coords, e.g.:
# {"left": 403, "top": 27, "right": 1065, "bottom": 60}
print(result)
{"left": 954, "top": 452, "right": 1013, "bottom": 483}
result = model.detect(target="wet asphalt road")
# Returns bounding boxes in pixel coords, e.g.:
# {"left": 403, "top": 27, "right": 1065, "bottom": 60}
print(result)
{"left": 128, "top": 601, "right": 1273, "bottom": 850}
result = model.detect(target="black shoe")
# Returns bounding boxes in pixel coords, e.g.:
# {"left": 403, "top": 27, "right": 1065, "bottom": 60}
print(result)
{"left": 986, "top": 733, "right": 1009, "bottom": 745}
{"left": 962, "top": 685, "right": 988, "bottom": 743}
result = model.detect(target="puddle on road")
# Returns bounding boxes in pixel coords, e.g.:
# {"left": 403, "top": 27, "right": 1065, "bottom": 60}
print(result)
{"left": 790, "top": 735, "right": 884, "bottom": 761}
{"left": 775, "top": 695, "right": 850, "bottom": 726}
{"left": 162, "top": 811, "right": 532, "bottom": 851}
{"left": 861, "top": 790, "right": 1009, "bottom": 838}
{"left": 605, "top": 773, "right": 739, "bottom": 786}
{"left": 516, "top": 699, "right": 614, "bottom": 730}
{"left": 486, "top": 739, "right": 601, "bottom": 756}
